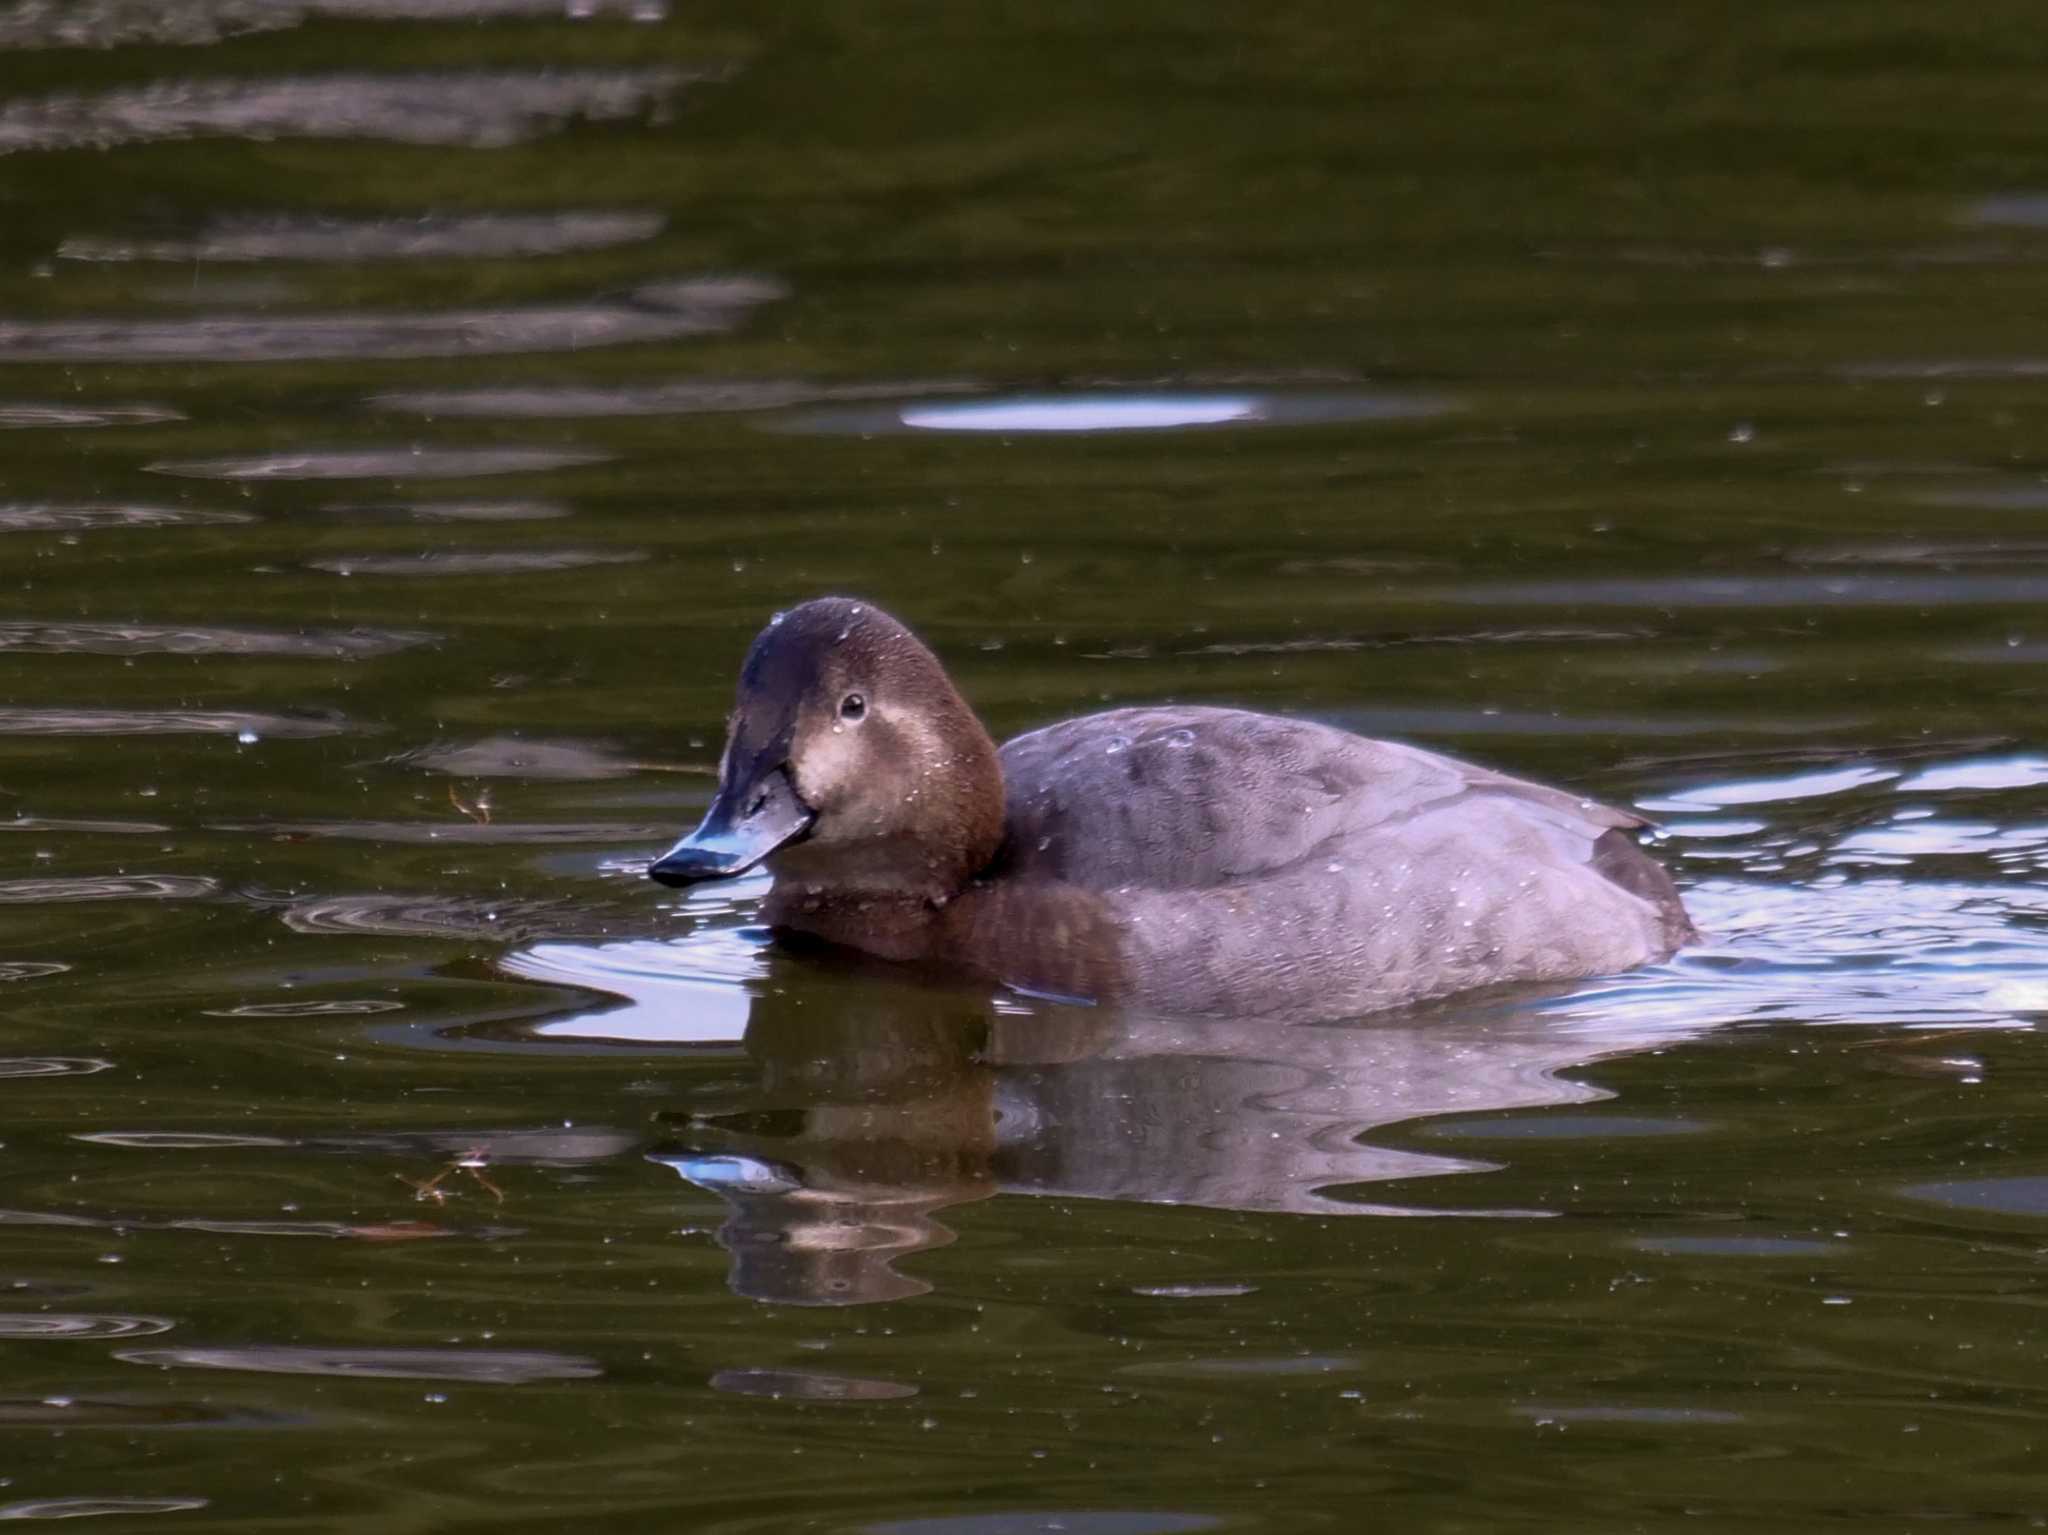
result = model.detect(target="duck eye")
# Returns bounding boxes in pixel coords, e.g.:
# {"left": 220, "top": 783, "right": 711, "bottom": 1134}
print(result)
{"left": 839, "top": 692, "right": 867, "bottom": 722}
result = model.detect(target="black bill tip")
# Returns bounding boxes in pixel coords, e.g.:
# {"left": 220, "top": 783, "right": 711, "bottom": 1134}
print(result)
{"left": 647, "top": 763, "right": 813, "bottom": 888}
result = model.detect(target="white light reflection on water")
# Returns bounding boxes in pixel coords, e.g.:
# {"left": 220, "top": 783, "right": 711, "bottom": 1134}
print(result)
{"left": 775, "top": 389, "right": 1454, "bottom": 437}
{"left": 1642, "top": 764, "right": 1900, "bottom": 811}
{"left": 1548, "top": 879, "right": 2048, "bottom": 1035}
{"left": 1897, "top": 756, "right": 2048, "bottom": 793}
{"left": 902, "top": 395, "right": 1261, "bottom": 432}
{"left": 502, "top": 921, "right": 771, "bottom": 1045}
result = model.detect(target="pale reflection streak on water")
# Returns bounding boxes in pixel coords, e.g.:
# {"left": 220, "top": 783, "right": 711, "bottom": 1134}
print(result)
{"left": 0, "top": 1498, "right": 210, "bottom": 1520}
{"left": 0, "top": 1314, "right": 174, "bottom": 1339}
{"left": 0, "top": 403, "right": 182, "bottom": 428}
{"left": 0, "top": 67, "right": 713, "bottom": 153}
{"left": 118, "top": 1346, "right": 601, "bottom": 1382}
{"left": 371, "top": 377, "right": 982, "bottom": 419}
{"left": 305, "top": 549, "right": 644, "bottom": 576}
{"left": 772, "top": 388, "right": 1457, "bottom": 437}
{"left": 315, "top": 499, "right": 571, "bottom": 524}
{"left": 0, "top": 504, "right": 252, "bottom": 532}
{"left": 57, "top": 210, "right": 666, "bottom": 264}
{"left": 149, "top": 448, "right": 612, "bottom": 481}
{"left": 0, "top": 276, "right": 783, "bottom": 363}
{"left": 0, "top": 0, "right": 669, "bottom": 50}
{"left": 0, "top": 707, "right": 349, "bottom": 736}
{"left": 0, "top": 875, "right": 218, "bottom": 902}
{"left": 1431, "top": 573, "right": 2048, "bottom": 607}
{"left": 387, "top": 735, "right": 645, "bottom": 780}
{"left": 280, "top": 892, "right": 623, "bottom": 942}
{"left": 0, "top": 622, "right": 435, "bottom": 657}
{"left": 214, "top": 817, "right": 664, "bottom": 844}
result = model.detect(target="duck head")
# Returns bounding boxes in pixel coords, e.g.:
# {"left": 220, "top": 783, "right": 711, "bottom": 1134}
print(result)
{"left": 650, "top": 599, "right": 1005, "bottom": 903}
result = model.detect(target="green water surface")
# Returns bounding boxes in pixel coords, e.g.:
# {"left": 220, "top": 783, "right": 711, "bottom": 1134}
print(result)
{"left": 5, "top": 5, "right": 2048, "bottom": 1530}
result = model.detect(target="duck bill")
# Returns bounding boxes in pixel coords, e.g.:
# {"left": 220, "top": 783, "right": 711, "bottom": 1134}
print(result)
{"left": 648, "top": 764, "right": 814, "bottom": 887}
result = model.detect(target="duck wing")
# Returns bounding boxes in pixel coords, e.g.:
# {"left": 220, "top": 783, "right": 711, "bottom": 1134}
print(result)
{"left": 995, "top": 705, "right": 1646, "bottom": 893}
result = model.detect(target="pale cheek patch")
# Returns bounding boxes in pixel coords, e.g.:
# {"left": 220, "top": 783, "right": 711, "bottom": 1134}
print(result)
{"left": 792, "top": 716, "right": 873, "bottom": 826}
{"left": 795, "top": 709, "right": 919, "bottom": 840}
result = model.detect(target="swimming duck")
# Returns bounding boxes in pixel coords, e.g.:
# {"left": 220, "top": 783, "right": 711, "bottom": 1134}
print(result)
{"left": 649, "top": 598, "right": 1695, "bottom": 1021}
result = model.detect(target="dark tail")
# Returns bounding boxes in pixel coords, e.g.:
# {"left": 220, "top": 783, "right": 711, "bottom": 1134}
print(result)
{"left": 1590, "top": 827, "right": 1699, "bottom": 953}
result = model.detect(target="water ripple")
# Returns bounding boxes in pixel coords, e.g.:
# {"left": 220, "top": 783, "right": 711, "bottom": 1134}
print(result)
{"left": 0, "top": 402, "right": 181, "bottom": 428}
{"left": 1899, "top": 757, "right": 2048, "bottom": 793}
{"left": 203, "top": 999, "right": 402, "bottom": 1018}
{"left": 150, "top": 447, "right": 608, "bottom": 481}
{"left": 118, "top": 1345, "right": 600, "bottom": 1383}
{"left": 0, "top": 1396, "right": 275, "bottom": 1429}
{"left": 0, "top": 276, "right": 781, "bottom": 363}
{"left": 76, "top": 1131, "right": 293, "bottom": 1148}
{"left": 0, "top": 622, "right": 434, "bottom": 657}
{"left": 1964, "top": 194, "right": 2048, "bottom": 227}
{"left": 0, "top": 67, "right": 711, "bottom": 154}
{"left": 1432, "top": 573, "right": 2048, "bottom": 608}
{"left": 0, "top": 815, "right": 165, "bottom": 830}
{"left": 219, "top": 818, "right": 660, "bottom": 844}
{"left": 0, "top": 1057, "right": 112, "bottom": 1077}
{"left": 0, "top": 876, "right": 217, "bottom": 904}
{"left": 0, "top": 1497, "right": 207, "bottom": 1520}
{"left": 777, "top": 388, "right": 1452, "bottom": 436}
{"left": 306, "top": 549, "right": 642, "bottom": 576}
{"left": 708, "top": 1368, "right": 917, "bottom": 1403}
{"left": 0, "top": 961, "right": 69, "bottom": 981}
{"left": 1902, "top": 1176, "right": 2048, "bottom": 1218}
{"left": 0, "top": 503, "right": 250, "bottom": 532}
{"left": 373, "top": 376, "right": 977, "bottom": 419}
{"left": 1549, "top": 878, "right": 2048, "bottom": 1033}
{"left": 59, "top": 209, "right": 664, "bottom": 264}
{"left": 317, "top": 499, "right": 569, "bottom": 523}
{"left": 1, "top": 0, "right": 665, "bottom": 49}
{"left": 874, "top": 1520, "right": 1220, "bottom": 1535}
{"left": 389, "top": 735, "right": 643, "bottom": 780}
{"left": 0, "top": 1313, "right": 173, "bottom": 1339}
{"left": 0, "top": 708, "right": 348, "bottom": 737}
{"left": 1790, "top": 535, "right": 2048, "bottom": 565}
{"left": 1646, "top": 764, "right": 1900, "bottom": 811}
{"left": 281, "top": 893, "right": 599, "bottom": 942}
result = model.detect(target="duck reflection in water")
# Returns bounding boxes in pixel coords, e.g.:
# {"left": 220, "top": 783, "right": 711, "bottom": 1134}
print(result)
{"left": 625, "top": 965, "right": 1712, "bottom": 1306}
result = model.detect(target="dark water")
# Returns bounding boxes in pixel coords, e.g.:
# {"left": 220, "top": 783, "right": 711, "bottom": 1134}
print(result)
{"left": 7, "top": 4, "right": 2048, "bottom": 1528}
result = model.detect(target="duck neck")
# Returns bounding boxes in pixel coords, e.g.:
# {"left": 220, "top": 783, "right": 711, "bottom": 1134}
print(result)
{"left": 762, "top": 880, "right": 951, "bottom": 962}
{"left": 764, "top": 713, "right": 1006, "bottom": 961}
